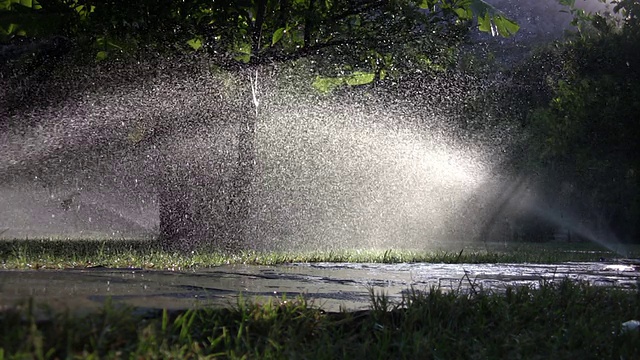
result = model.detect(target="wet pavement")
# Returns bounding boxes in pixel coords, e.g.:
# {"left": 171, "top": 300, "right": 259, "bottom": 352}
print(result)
{"left": 0, "top": 261, "right": 638, "bottom": 314}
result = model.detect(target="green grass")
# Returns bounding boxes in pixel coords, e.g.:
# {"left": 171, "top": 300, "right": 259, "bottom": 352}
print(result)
{"left": 0, "top": 238, "right": 635, "bottom": 270}
{"left": 1, "top": 240, "right": 639, "bottom": 358}
{"left": 1, "top": 280, "right": 639, "bottom": 359}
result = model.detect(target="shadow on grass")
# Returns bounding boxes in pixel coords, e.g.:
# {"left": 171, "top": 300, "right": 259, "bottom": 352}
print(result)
{"left": 1, "top": 279, "right": 639, "bottom": 359}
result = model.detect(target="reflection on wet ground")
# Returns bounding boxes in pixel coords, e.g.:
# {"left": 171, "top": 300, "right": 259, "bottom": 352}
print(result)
{"left": 0, "top": 261, "right": 638, "bottom": 314}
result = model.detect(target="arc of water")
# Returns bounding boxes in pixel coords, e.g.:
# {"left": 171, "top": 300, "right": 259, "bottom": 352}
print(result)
{"left": 250, "top": 69, "right": 260, "bottom": 117}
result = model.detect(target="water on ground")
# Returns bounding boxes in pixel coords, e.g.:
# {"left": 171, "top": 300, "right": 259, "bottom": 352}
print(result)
{"left": 1, "top": 261, "right": 638, "bottom": 314}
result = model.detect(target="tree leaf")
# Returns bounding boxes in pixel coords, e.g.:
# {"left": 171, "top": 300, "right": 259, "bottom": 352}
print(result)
{"left": 312, "top": 76, "right": 344, "bottom": 93}
{"left": 272, "top": 27, "right": 285, "bottom": 46}
{"left": 95, "top": 50, "right": 108, "bottom": 61}
{"left": 418, "top": 0, "right": 438, "bottom": 10}
{"left": 454, "top": 7, "right": 473, "bottom": 20}
{"left": 477, "top": 11, "right": 491, "bottom": 33}
{"left": 470, "top": 0, "right": 519, "bottom": 37}
{"left": 233, "top": 41, "right": 251, "bottom": 63}
{"left": 494, "top": 14, "right": 519, "bottom": 37}
{"left": 345, "top": 71, "right": 375, "bottom": 86}
{"left": 187, "top": 37, "right": 203, "bottom": 51}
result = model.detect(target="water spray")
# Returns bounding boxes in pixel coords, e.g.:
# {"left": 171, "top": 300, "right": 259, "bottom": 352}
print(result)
{"left": 250, "top": 69, "right": 260, "bottom": 117}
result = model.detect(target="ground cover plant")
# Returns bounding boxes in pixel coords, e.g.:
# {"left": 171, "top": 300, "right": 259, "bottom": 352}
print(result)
{"left": 0, "top": 279, "right": 639, "bottom": 359}
{"left": 0, "top": 238, "right": 634, "bottom": 270}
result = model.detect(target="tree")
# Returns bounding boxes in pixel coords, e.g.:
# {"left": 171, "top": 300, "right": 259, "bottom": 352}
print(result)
{"left": 1, "top": 0, "right": 518, "bottom": 251}
{"left": 525, "top": 0, "right": 640, "bottom": 243}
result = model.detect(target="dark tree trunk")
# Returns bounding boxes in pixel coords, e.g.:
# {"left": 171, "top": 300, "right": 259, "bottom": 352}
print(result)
{"left": 158, "top": 182, "right": 193, "bottom": 249}
{"left": 158, "top": 166, "right": 243, "bottom": 252}
{"left": 156, "top": 95, "right": 257, "bottom": 253}
{"left": 278, "top": 0, "right": 289, "bottom": 29}
{"left": 304, "top": 0, "right": 316, "bottom": 48}
{"left": 252, "top": 0, "right": 267, "bottom": 52}
{"left": 228, "top": 105, "right": 257, "bottom": 247}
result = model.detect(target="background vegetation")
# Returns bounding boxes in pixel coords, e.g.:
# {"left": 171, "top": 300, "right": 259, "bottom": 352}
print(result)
{"left": 489, "top": 0, "right": 640, "bottom": 244}
{"left": 452, "top": 0, "right": 640, "bottom": 244}
{"left": 524, "top": 0, "right": 640, "bottom": 244}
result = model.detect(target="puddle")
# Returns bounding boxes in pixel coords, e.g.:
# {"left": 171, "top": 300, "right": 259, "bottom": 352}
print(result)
{"left": 1, "top": 261, "right": 638, "bottom": 314}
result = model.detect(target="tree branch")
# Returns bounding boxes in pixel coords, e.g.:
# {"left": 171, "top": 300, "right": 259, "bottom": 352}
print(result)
{"left": 278, "top": 0, "right": 289, "bottom": 29}
{"left": 252, "top": 0, "right": 267, "bottom": 53}
{"left": 304, "top": 0, "right": 316, "bottom": 48}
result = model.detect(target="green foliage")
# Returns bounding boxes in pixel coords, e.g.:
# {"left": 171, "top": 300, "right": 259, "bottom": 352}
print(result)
{"left": 312, "top": 71, "right": 376, "bottom": 92}
{"left": 1, "top": 0, "right": 517, "bottom": 79}
{"left": 186, "top": 36, "right": 203, "bottom": 51}
{"left": 469, "top": 0, "right": 519, "bottom": 36}
{"left": 525, "top": 0, "right": 640, "bottom": 241}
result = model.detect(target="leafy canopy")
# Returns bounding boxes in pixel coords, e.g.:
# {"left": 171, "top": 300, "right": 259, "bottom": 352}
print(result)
{"left": 1, "top": 0, "right": 518, "bottom": 83}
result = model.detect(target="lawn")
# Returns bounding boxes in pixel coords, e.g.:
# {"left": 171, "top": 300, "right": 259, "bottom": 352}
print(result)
{"left": 0, "top": 238, "right": 634, "bottom": 270}
{"left": 1, "top": 280, "right": 639, "bottom": 359}
{"left": 1, "top": 239, "right": 639, "bottom": 358}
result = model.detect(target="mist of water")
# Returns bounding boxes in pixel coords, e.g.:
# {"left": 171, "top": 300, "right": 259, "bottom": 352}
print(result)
{"left": 0, "top": 64, "right": 496, "bottom": 249}
{"left": 249, "top": 90, "right": 494, "bottom": 251}
{"left": 475, "top": 171, "right": 629, "bottom": 257}
{"left": 0, "top": 61, "right": 627, "bottom": 254}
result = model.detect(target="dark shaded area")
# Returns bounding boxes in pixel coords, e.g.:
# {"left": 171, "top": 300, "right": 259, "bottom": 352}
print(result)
{"left": 2, "top": 278, "right": 638, "bottom": 358}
